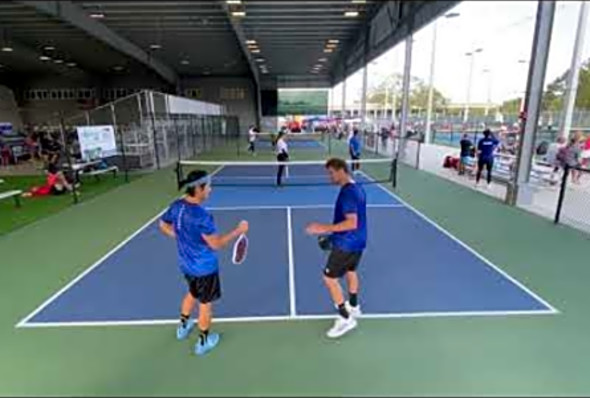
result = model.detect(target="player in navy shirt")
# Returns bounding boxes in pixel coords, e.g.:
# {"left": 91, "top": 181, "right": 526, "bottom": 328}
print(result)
{"left": 476, "top": 129, "right": 499, "bottom": 188}
{"left": 306, "top": 158, "right": 367, "bottom": 338}
{"left": 349, "top": 129, "right": 362, "bottom": 172}
{"left": 160, "top": 170, "right": 248, "bottom": 356}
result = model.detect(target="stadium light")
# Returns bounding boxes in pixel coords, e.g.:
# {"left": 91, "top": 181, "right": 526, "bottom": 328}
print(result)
{"left": 344, "top": 11, "right": 359, "bottom": 17}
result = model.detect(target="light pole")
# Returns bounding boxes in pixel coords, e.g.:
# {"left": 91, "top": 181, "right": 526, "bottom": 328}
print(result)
{"left": 425, "top": 12, "right": 460, "bottom": 143}
{"left": 482, "top": 68, "right": 492, "bottom": 117}
{"left": 463, "top": 47, "right": 483, "bottom": 123}
{"left": 517, "top": 59, "right": 528, "bottom": 112}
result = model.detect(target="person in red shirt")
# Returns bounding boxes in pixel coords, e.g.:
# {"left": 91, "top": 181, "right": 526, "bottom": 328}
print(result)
{"left": 581, "top": 134, "right": 590, "bottom": 168}
{"left": 23, "top": 163, "right": 74, "bottom": 197}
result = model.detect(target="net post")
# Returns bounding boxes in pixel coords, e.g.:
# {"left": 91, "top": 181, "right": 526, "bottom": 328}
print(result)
{"left": 554, "top": 164, "right": 570, "bottom": 224}
{"left": 391, "top": 157, "right": 398, "bottom": 189}
{"left": 175, "top": 161, "right": 183, "bottom": 190}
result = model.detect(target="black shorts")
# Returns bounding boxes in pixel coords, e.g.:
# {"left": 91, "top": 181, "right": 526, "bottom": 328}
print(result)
{"left": 184, "top": 272, "right": 221, "bottom": 303}
{"left": 324, "top": 248, "right": 363, "bottom": 279}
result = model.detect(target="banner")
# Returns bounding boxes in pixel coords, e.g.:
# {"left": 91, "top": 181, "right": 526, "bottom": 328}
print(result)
{"left": 76, "top": 125, "right": 117, "bottom": 161}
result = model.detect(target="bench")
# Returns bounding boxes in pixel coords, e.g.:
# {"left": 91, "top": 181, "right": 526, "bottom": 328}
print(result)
{"left": 79, "top": 166, "right": 119, "bottom": 181}
{"left": 0, "top": 190, "right": 23, "bottom": 208}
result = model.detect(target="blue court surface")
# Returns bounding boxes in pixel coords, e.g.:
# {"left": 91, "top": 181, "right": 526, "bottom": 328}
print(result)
{"left": 17, "top": 166, "right": 556, "bottom": 328}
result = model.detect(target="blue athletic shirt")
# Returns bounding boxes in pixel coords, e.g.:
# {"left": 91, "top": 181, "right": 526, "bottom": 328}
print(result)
{"left": 161, "top": 199, "right": 218, "bottom": 277}
{"left": 478, "top": 136, "right": 499, "bottom": 161}
{"left": 331, "top": 182, "right": 367, "bottom": 252}
{"left": 349, "top": 135, "right": 361, "bottom": 157}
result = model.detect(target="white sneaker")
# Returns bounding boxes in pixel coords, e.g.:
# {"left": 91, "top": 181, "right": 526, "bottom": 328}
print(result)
{"left": 345, "top": 301, "right": 362, "bottom": 318}
{"left": 326, "top": 315, "right": 357, "bottom": 339}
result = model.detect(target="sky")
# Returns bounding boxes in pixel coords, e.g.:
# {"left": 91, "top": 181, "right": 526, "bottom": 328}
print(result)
{"left": 331, "top": 1, "right": 589, "bottom": 107}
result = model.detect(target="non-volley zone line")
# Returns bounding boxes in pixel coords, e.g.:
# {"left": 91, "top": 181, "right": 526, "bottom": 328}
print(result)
{"left": 18, "top": 309, "right": 558, "bottom": 329}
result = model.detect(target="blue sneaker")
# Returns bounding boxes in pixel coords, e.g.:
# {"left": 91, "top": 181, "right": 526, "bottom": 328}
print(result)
{"left": 176, "top": 320, "right": 194, "bottom": 341}
{"left": 194, "top": 333, "right": 220, "bottom": 356}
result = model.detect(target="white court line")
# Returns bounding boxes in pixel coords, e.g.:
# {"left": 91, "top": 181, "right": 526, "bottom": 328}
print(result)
{"left": 15, "top": 209, "right": 168, "bottom": 328}
{"left": 18, "top": 308, "right": 557, "bottom": 329}
{"left": 359, "top": 170, "right": 560, "bottom": 314}
{"left": 15, "top": 165, "right": 226, "bottom": 329}
{"left": 206, "top": 204, "right": 405, "bottom": 211}
{"left": 286, "top": 207, "right": 296, "bottom": 317}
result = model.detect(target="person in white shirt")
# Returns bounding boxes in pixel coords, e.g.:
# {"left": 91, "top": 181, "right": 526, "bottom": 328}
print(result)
{"left": 276, "top": 132, "right": 289, "bottom": 186}
{"left": 247, "top": 126, "right": 258, "bottom": 155}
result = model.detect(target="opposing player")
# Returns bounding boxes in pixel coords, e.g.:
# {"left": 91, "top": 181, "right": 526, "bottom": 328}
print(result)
{"left": 247, "top": 125, "right": 258, "bottom": 156}
{"left": 276, "top": 131, "right": 289, "bottom": 186}
{"left": 306, "top": 158, "right": 367, "bottom": 338}
{"left": 159, "top": 170, "right": 248, "bottom": 356}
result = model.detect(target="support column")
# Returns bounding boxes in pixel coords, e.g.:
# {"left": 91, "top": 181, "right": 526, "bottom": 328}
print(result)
{"left": 559, "top": 1, "right": 588, "bottom": 140}
{"left": 361, "top": 64, "right": 368, "bottom": 130}
{"left": 341, "top": 72, "right": 347, "bottom": 119}
{"left": 425, "top": 21, "right": 438, "bottom": 145}
{"left": 398, "top": 34, "right": 413, "bottom": 159}
{"left": 508, "top": 0, "right": 555, "bottom": 206}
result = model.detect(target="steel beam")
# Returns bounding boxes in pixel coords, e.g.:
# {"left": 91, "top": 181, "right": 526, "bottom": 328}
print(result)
{"left": 19, "top": 0, "right": 178, "bottom": 85}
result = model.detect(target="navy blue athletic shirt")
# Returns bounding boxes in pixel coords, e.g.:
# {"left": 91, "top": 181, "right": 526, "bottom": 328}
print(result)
{"left": 477, "top": 136, "right": 499, "bottom": 161}
{"left": 331, "top": 182, "right": 367, "bottom": 252}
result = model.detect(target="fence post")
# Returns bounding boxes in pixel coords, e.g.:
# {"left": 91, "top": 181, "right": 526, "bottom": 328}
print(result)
{"left": 59, "top": 114, "right": 79, "bottom": 204}
{"left": 148, "top": 92, "right": 161, "bottom": 170}
{"left": 554, "top": 165, "right": 570, "bottom": 224}
{"left": 111, "top": 103, "right": 129, "bottom": 183}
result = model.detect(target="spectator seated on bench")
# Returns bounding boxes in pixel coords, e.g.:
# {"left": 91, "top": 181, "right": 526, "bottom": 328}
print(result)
{"left": 22, "top": 163, "right": 76, "bottom": 198}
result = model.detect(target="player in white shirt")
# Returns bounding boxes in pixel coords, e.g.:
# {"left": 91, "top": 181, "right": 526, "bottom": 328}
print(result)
{"left": 247, "top": 126, "right": 258, "bottom": 155}
{"left": 276, "top": 132, "right": 289, "bottom": 186}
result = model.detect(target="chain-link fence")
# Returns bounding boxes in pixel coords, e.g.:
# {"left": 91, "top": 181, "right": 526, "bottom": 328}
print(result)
{"left": 554, "top": 166, "right": 590, "bottom": 233}
{"left": 56, "top": 90, "right": 239, "bottom": 171}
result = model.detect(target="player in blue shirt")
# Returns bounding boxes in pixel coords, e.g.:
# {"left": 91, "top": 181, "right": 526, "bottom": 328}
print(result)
{"left": 160, "top": 170, "right": 248, "bottom": 356}
{"left": 349, "top": 129, "right": 362, "bottom": 173}
{"left": 306, "top": 158, "right": 367, "bottom": 338}
{"left": 476, "top": 129, "right": 499, "bottom": 188}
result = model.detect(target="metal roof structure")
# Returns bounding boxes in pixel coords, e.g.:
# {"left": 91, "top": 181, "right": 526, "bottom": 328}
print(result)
{"left": 0, "top": 0, "right": 458, "bottom": 88}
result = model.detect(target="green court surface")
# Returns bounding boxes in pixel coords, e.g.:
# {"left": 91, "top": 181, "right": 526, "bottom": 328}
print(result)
{"left": 1, "top": 142, "right": 589, "bottom": 396}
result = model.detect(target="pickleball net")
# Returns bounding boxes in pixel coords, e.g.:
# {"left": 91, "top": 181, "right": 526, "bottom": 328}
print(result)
{"left": 176, "top": 158, "right": 397, "bottom": 188}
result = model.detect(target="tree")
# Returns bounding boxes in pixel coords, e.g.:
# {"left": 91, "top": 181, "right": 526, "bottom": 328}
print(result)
{"left": 366, "top": 73, "right": 449, "bottom": 111}
{"left": 500, "top": 97, "right": 522, "bottom": 114}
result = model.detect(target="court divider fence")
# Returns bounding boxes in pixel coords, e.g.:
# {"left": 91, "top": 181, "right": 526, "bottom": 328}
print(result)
{"left": 40, "top": 90, "right": 240, "bottom": 205}
{"left": 554, "top": 165, "right": 590, "bottom": 233}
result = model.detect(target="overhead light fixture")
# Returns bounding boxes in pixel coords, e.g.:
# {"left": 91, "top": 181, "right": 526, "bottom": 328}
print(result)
{"left": 326, "top": 43, "right": 338, "bottom": 49}
{"left": 66, "top": 62, "right": 77, "bottom": 67}
{"left": 181, "top": 60, "right": 190, "bottom": 65}
{"left": 226, "top": 0, "right": 241, "bottom": 4}
{"left": 89, "top": 12, "right": 105, "bottom": 19}
{"left": 352, "top": 0, "right": 367, "bottom": 3}
{"left": 232, "top": 11, "right": 246, "bottom": 17}
{"left": 344, "top": 11, "right": 359, "bottom": 17}
{"left": 113, "top": 65, "right": 124, "bottom": 71}
{"left": 246, "top": 40, "right": 257, "bottom": 45}
{"left": 251, "top": 49, "right": 261, "bottom": 54}
{"left": 39, "top": 55, "right": 51, "bottom": 61}
{"left": 255, "top": 58, "right": 265, "bottom": 63}
{"left": 43, "top": 46, "right": 55, "bottom": 51}
{"left": 324, "top": 48, "right": 334, "bottom": 53}
{"left": 328, "top": 39, "right": 340, "bottom": 44}
{"left": 318, "top": 58, "right": 328, "bottom": 62}
{"left": 150, "top": 44, "right": 162, "bottom": 50}
{"left": 1, "top": 47, "right": 13, "bottom": 52}
{"left": 247, "top": 44, "right": 259, "bottom": 50}
{"left": 54, "top": 59, "right": 64, "bottom": 64}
